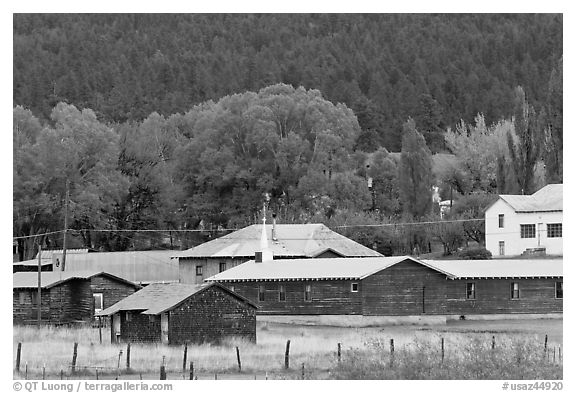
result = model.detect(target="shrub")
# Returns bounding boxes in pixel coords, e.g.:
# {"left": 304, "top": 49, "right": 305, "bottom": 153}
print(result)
{"left": 455, "top": 247, "right": 492, "bottom": 259}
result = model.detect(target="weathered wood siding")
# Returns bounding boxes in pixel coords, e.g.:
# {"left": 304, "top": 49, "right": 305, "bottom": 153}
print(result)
{"left": 168, "top": 286, "right": 256, "bottom": 344}
{"left": 222, "top": 280, "right": 362, "bottom": 315}
{"left": 361, "top": 260, "right": 448, "bottom": 316}
{"left": 179, "top": 257, "right": 249, "bottom": 284}
{"left": 13, "top": 280, "right": 93, "bottom": 325}
{"left": 90, "top": 276, "right": 139, "bottom": 310}
{"left": 119, "top": 311, "right": 161, "bottom": 343}
{"left": 445, "top": 278, "right": 563, "bottom": 315}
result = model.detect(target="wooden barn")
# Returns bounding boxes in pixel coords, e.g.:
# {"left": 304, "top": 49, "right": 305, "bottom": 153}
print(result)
{"left": 99, "top": 283, "right": 257, "bottom": 345}
{"left": 13, "top": 271, "right": 141, "bottom": 325}
{"left": 178, "top": 222, "right": 382, "bottom": 284}
{"left": 206, "top": 256, "right": 562, "bottom": 325}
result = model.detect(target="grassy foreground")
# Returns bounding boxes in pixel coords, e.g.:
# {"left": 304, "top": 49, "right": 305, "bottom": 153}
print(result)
{"left": 13, "top": 320, "right": 562, "bottom": 380}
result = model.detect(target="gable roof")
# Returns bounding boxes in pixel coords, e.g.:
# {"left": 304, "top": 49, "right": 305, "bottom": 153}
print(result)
{"left": 205, "top": 256, "right": 454, "bottom": 282}
{"left": 422, "top": 259, "right": 562, "bottom": 279}
{"left": 178, "top": 224, "right": 382, "bottom": 259}
{"left": 495, "top": 184, "right": 563, "bottom": 213}
{"left": 98, "top": 282, "right": 257, "bottom": 316}
{"left": 13, "top": 271, "right": 141, "bottom": 290}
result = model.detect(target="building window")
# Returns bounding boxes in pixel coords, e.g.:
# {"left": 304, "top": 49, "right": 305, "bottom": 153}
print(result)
{"left": 93, "top": 293, "right": 104, "bottom": 313}
{"left": 125, "top": 312, "right": 132, "bottom": 322}
{"left": 31, "top": 292, "right": 39, "bottom": 305}
{"left": 279, "top": 285, "right": 286, "bottom": 302}
{"left": 466, "top": 283, "right": 476, "bottom": 300}
{"left": 499, "top": 241, "right": 505, "bottom": 256}
{"left": 555, "top": 282, "right": 563, "bottom": 299}
{"left": 351, "top": 282, "right": 359, "bottom": 293}
{"left": 18, "top": 292, "right": 26, "bottom": 305}
{"left": 219, "top": 262, "right": 227, "bottom": 273}
{"left": 196, "top": 265, "right": 203, "bottom": 276}
{"left": 510, "top": 282, "right": 520, "bottom": 299}
{"left": 547, "top": 224, "right": 562, "bottom": 238}
{"left": 498, "top": 214, "right": 504, "bottom": 228}
{"left": 520, "top": 224, "right": 536, "bottom": 238}
{"left": 258, "top": 285, "right": 265, "bottom": 302}
{"left": 304, "top": 284, "right": 312, "bottom": 302}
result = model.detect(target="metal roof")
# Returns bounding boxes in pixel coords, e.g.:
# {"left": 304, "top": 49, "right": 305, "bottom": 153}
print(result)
{"left": 205, "top": 256, "right": 453, "bottom": 282}
{"left": 13, "top": 271, "right": 141, "bottom": 289}
{"left": 33, "top": 248, "right": 92, "bottom": 260}
{"left": 497, "top": 184, "right": 563, "bottom": 212}
{"left": 422, "top": 259, "right": 563, "bottom": 279}
{"left": 178, "top": 224, "right": 382, "bottom": 259}
{"left": 13, "top": 259, "right": 53, "bottom": 267}
{"left": 98, "top": 282, "right": 257, "bottom": 316}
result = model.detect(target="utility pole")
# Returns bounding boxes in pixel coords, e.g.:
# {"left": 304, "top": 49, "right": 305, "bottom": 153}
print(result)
{"left": 61, "top": 179, "right": 69, "bottom": 271}
{"left": 37, "top": 244, "right": 42, "bottom": 327}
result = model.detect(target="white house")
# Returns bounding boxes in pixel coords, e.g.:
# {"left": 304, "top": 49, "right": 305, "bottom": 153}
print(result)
{"left": 485, "top": 184, "right": 562, "bottom": 257}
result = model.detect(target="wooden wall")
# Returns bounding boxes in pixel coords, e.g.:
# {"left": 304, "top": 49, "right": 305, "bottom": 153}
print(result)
{"left": 90, "top": 275, "right": 139, "bottom": 310}
{"left": 169, "top": 286, "right": 256, "bottom": 344}
{"left": 361, "top": 259, "right": 448, "bottom": 316}
{"left": 119, "top": 311, "right": 161, "bottom": 343}
{"left": 445, "top": 278, "right": 563, "bottom": 315}
{"left": 179, "top": 257, "right": 249, "bottom": 284}
{"left": 222, "top": 280, "right": 363, "bottom": 315}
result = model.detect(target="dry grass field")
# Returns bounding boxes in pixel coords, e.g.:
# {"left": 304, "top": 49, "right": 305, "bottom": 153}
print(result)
{"left": 13, "top": 318, "right": 562, "bottom": 380}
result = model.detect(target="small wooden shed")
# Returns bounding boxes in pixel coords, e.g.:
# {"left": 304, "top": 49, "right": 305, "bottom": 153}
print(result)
{"left": 13, "top": 271, "right": 141, "bottom": 325}
{"left": 99, "top": 282, "right": 257, "bottom": 345}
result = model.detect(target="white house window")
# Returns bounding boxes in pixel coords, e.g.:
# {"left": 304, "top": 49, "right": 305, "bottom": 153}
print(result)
{"left": 196, "top": 265, "right": 203, "bottom": 276}
{"left": 555, "top": 282, "right": 563, "bottom": 299}
{"left": 547, "top": 224, "right": 562, "bottom": 238}
{"left": 499, "top": 241, "right": 505, "bottom": 256}
{"left": 498, "top": 214, "right": 504, "bottom": 228}
{"left": 93, "top": 293, "right": 104, "bottom": 313}
{"left": 466, "top": 283, "right": 476, "bottom": 300}
{"left": 351, "top": 282, "right": 359, "bottom": 292}
{"left": 19, "top": 292, "right": 26, "bottom": 305}
{"left": 219, "top": 262, "right": 227, "bottom": 273}
{"left": 304, "top": 284, "right": 312, "bottom": 301}
{"left": 510, "top": 282, "right": 520, "bottom": 299}
{"left": 279, "top": 285, "right": 286, "bottom": 302}
{"left": 520, "top": 224, "right": 536, "bottom": 238}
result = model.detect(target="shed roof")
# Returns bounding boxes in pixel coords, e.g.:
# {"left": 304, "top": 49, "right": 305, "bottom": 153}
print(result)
{"left": 205, "top": 256, "right": 453, "bottom": 282}
{"left": 13, "top": 271, "right": 141, "bottom": 290}
{"left": 496, "top": 184, "right": 562, "bottom": 213}
{"left": 178, "top": 224, "right": 382, "bottom": 259}
{"left": 98, "top": 282, "right": 257, "bottom": 316}
{"left": 422, "top": 259, "right": 563, "bottom": 279}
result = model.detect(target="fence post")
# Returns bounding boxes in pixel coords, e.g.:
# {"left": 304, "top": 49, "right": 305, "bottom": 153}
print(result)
{"left": 160, "top": 365, "right": 166, "bottom": 380}
{"left": 553, "top": 347, "right": 556, "bottom": 363}
{"left": 117, "top": 350, "right": 123, "bottom": 370}
{"left": 71, "top": 342, "right": 78, "bottom": 373}
{"left": 183, "top": 344, "right": 188, "bottom": 373}
{"left": 337, "top": 343, "right": 341, "bottom": 362}
{"left": 301, "top": 363, "right": 305, "bottom": 379}
{"left": 559, "top": 346, "right": 562, "bottom": 363}
{"left": 98, "top": 317, "right": 102, "bottom": 344}
{"left": 215, "top": 372, "right": 218, "bottom": 380}
{"left": 441, "top": 337, "right": 445, "bottom": 363}
{"left": 236, "top": 346, "right": 242, "bottom": 372}
{"left": 189, "top": 361, "right": 194, "bottom": 380}
{"left": 544, "top": 334, "right": 548, "bottom": 356}
{"left": 60, "top": 369, "right": 64, "bottom": 380}
{"left": 42, "top": 364, "right": 46, "bottom": 380}
{"left": 285, "top": 340, "right": 291, "bottom": 369}
{"left": 96, "top": 369, "right": 99, "bottom": 380}
{"left": 126, "top": 344, "right": 131, "bottom": 369}
{"left": 25, "top": 362, "right": 28, "bottom": 380}
{"left": 15, "top": 342, "right": 21, "bottom": 372}
{"left": 492, "top": 335, "right": 495, "bottom": 350}
{"left": 389, "top": 339, "right": 395, "bottom": 368}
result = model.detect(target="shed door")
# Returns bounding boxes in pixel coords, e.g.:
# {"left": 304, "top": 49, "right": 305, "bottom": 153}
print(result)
{"left": 161, "top": 312, "right": 169, "bottom": 344}
{"left": 112, "top": 314, "right": 121, "bottom": 343}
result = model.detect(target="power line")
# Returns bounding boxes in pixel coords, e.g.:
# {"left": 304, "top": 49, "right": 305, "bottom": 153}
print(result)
{"left": 13, "top": 230, "right": 67, "bottom": 240}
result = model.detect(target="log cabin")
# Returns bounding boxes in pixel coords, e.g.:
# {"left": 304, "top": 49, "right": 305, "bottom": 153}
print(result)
{"left": 206, "top": 256, "right": 562, "bottom": 325}
{"left": 13, "top": 271, "right": 141, "bottom": 325}
{"left": 99, "top": 283, "right": 257, "bottom": 345}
